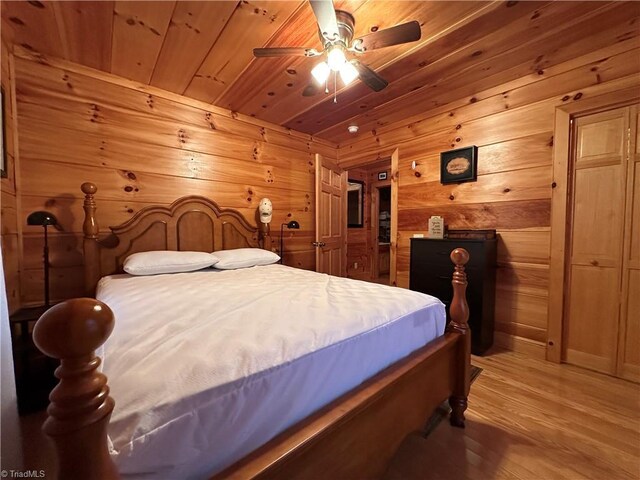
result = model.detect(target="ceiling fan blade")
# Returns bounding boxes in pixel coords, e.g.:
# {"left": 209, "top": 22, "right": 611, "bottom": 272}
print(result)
{"left": 352, "top": 21, "right": 421, "bottom": 52}
{"left": 352, "top": 61, "right": 388, "bottom": 92}
{"left": 253, "top": 47, "right": 320, "bottom": 58}
{"left": 302, "top": 84, "right": 322, "bottom": 97}
{"left": 309, "top": 0, "right": 340, "bottom": 42}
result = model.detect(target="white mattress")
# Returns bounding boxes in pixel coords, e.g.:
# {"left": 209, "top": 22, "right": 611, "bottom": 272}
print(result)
{"left": 96, "top": 264, "right": 446, "bottom": 479}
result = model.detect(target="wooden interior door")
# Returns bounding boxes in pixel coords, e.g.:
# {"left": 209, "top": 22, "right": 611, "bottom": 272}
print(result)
{"left": 315, "top": 154, "right": 347, "bottom": 276}
{"left": 617, "top": 105, "right": 640, "bottom": 382}
{"left": 563, "top": 106, "right": 631, "bottom": 375}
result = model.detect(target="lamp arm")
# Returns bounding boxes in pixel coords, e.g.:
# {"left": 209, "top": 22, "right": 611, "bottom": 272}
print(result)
{"left": 44, "top": 224, "right": 50, "bottom": 308}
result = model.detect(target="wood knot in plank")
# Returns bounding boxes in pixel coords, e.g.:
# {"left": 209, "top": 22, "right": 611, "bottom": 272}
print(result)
{"left": 205, "top": 113, "right": 216, "bottom": 130}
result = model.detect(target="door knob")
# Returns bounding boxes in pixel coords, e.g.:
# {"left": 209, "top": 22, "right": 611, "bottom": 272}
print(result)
{"left": 312, "top": 241, "right": 326, "bottom": 247}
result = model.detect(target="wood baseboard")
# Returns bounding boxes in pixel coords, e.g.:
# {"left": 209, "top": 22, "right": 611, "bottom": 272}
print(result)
{"left": 494, "top": 332, "right": 546, "bottom": 360}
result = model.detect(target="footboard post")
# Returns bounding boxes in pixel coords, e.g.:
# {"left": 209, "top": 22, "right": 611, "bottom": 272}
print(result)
{"left": 447, "top": 248, "right": 471, "bottom": 428}
{"left": 33, "top": 298, "right": 119, "bottom": 480}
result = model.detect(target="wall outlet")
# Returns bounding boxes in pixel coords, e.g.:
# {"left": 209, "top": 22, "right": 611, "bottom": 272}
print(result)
{"left": 354, "top": 262, "right": 358, "bottom": 269}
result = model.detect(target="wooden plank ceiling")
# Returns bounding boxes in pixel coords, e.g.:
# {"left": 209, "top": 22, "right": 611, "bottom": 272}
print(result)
{"left": 2, "top": 1, "right": 638, "bottom": 144}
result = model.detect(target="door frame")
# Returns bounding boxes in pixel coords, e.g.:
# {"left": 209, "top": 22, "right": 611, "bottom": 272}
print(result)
{"left": 339, "top": 148, "right": 399, "bottom": 286}
{"left": 547, "top": 90, "right": 640, "bottom": 363}
{"left": 370, "top": 180, "right": 391, "bottom": 281}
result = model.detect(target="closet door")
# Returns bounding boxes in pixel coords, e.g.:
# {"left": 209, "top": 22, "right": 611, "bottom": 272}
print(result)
{"left": 618, "top": 105, "right": 640, "bottom": 382}
{"left": 563, "top": 107, "right": 629, "bottom": 375}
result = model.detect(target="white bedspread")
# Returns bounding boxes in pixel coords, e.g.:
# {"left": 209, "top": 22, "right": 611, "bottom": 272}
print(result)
{"left": 97, "top": 264, "right": 446, "bottom": 479}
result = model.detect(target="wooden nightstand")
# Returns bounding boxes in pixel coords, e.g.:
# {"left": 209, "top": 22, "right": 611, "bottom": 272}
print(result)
{"left": 10, "top": 306, "right": 59, "bottom": 415}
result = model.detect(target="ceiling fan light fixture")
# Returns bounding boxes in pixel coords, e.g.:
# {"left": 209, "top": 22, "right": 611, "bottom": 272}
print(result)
{"left": 339, "top": 61, "right": 359, "bottom": 85}
{"left": 311, "top": 61, "right": 330, "bottom": 84}
{"left": 327, "top": 45, "right": 346, "bottom": 71}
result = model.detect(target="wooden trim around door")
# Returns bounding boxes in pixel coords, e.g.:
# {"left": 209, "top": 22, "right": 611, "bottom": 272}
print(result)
{"left": 390, "top": 149, "right": 399, "bottom": 287}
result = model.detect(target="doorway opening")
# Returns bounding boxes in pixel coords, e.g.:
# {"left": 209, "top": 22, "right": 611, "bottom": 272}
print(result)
{"left": 345, "top": 156, "right": 394, "bottom": 285}
{"left": 372, "top": 185, "right": 391, "bottom": 285}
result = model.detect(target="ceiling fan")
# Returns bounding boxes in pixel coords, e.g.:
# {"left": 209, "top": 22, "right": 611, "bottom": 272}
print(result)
{"left": 253, "top": 0, "right": 421, "bottom": 98}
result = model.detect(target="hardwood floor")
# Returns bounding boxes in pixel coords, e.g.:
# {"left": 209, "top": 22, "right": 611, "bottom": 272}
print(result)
{"left": 21, "top": 350, "right": 640, "bottom": 479}
{"left": 385, "top": 350, "right": 640, "bottom": 480}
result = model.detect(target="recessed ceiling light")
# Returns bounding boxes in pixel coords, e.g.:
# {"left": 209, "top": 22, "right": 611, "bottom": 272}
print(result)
{"left": 348, "top": 125, "right": 359, "bottom": 134}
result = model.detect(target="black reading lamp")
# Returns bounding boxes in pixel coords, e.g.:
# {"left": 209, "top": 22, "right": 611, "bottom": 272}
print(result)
{"left": 280, "top": 220, "right": 300, "bottom": 264}
{"left": 27, "top": 211, "right": 59, "bottom": 308}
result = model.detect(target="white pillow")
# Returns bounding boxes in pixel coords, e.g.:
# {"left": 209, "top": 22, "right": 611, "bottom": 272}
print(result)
{"left": 213, "top": 248, "right": 280, "bottom": 270}
{"left": 123, "top": 251, "right": 219, "bottom": 276}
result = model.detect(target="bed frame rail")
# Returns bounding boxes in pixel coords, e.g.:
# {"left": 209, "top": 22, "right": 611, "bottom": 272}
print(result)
{"left": 33, "top": 249, "right": 470, "bottom": 480}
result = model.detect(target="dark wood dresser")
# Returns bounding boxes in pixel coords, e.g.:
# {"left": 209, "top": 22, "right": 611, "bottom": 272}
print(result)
{"left": 410, "top": 232, "right": 497, "bottom": 355}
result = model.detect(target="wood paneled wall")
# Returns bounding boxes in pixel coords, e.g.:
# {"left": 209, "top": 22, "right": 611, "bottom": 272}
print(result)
{"left": 1, "top": 40, "right": 20, "bottom": 313}
{"left": 339, "top": 40, "right": 640, "bottom": 358}
{"left": 9, "top": 49, "right": 336, "bottom": 306}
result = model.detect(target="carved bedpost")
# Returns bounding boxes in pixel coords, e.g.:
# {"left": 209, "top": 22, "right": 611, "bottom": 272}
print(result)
{"left": 260, "top": 221, "right": 273, "bottom": 252}
{"left": 447, "top": 248, "right": 471, "bottom": 428}
{"left": 82, "top": 182, "right": 101, "bottom": 295}
{"left": 33, "top": 298, "right": 119, "bottom": 480}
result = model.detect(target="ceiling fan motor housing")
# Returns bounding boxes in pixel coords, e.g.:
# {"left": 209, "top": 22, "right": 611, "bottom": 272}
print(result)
{"left": 319, "top": 10, "right": 356, "bottom": 49}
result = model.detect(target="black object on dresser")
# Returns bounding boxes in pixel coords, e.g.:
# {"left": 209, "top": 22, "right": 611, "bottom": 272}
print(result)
{"left": 410, "top": 231, "right": 497, "bottom": 355}
{"left": 10, "top": 306, "right": 59, "bottom": 414}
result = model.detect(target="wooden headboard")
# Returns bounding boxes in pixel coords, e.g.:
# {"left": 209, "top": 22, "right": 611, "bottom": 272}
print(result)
{"left": 81, "top": 182, "right": 272, "bottom": 295}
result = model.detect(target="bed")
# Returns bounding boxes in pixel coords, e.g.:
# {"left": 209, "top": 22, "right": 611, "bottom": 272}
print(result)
{"left": 32, "top": 182, "right": 472, "bottom": 480}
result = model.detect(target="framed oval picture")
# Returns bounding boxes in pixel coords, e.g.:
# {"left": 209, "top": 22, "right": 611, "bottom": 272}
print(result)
{"left": 440, "top": 146, "right": 478, "bottom": 184}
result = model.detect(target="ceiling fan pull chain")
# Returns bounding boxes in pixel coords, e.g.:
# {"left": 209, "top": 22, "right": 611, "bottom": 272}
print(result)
{"left": 334, "top": 71, "right": 337, "bottom": 104}
{"left": 325, "top": 78, "right": 329, "bottom": 95}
